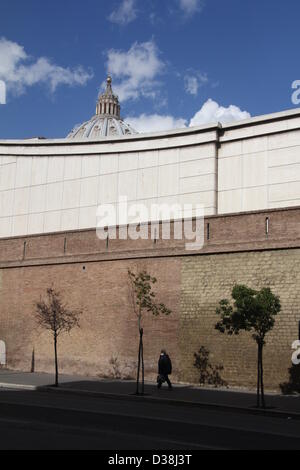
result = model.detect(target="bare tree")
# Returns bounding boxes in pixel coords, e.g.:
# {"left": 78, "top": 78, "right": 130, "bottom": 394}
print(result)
{"left": 128, "top": 270, "right": 171, "bottom": 395}
{"left": 35, "top": 287, "right": 81, "bottom": 387}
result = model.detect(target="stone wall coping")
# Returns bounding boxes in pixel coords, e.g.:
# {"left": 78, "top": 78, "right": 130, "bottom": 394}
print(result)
{"left": 0, "top": 205, "right": 298, "bottom": 243}
{"left": 1, "top": 107, "right": 300, "bottom": 155}
{"left": 0, "top": 205, "right": 299, "bottom": 268}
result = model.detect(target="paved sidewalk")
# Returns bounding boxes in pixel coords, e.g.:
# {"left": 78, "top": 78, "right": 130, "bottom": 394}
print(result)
{"left": 0, "top": 369, "right": 299, "bottom": 417}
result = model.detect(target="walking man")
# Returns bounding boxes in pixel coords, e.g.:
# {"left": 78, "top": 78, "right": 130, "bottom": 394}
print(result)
{"left": 157, "top": 349, "right": 172, "bottom": 390}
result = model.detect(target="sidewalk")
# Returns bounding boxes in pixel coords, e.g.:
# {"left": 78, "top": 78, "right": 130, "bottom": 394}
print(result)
{"left": 0, "top": 369, "right": 299, "bottom": 418}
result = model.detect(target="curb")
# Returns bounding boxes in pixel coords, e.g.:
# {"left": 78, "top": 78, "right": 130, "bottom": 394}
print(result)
{"left": 0, "top": 382, "right": 37, "bottom": 391}
{"left": 1, "top": 381, "right": 299, "bottom": 420}
{"left": 40, "top": 385, "right": 300, "bottom": 421}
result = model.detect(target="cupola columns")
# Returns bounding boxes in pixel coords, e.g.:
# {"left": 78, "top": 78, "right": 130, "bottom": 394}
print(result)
{"left": 96, "top": 76, "right": 121, "bottom": 119}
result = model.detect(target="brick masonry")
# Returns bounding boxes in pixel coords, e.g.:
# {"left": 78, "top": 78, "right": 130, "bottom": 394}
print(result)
{"left": 180, "top": 249, "right": 300, "bottom": 389}
{"left": 0, "top": 206, "right": 300, "bottom": 390}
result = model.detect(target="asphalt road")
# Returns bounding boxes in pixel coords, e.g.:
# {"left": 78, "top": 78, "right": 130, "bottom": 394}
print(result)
{"left": 0, "top": 388, "right": 299, "bottom": 450}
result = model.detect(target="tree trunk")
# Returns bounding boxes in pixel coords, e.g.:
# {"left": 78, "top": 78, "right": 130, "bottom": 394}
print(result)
{"left": 136, "top": 335, "right": 141, "bottom": 395}
{"left": 31, "top": 349, "right": 35, "bottom": 373}
{"left": 260, "top": 344, "right": 266, "bottom": 408}
{"left": 256, "top": 342, "right": 260, "bottom": 408}
{"left": 54, "top": 333, "right": 58, "bottom": 387}
{"left": 136, "top": 313, "right": 143, "bottom": 395}
{"left": 141, "top": 329, "right": 144, "bottom": 395}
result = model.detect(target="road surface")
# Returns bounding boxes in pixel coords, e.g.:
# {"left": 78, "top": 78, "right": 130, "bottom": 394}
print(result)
{"left": 0, "top": 388, "right": 299, "bottom": 449}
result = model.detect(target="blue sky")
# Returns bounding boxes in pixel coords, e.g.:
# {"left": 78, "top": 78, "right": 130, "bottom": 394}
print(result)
{"left": 0, "top": 0, "right": 300, "bottom": 139}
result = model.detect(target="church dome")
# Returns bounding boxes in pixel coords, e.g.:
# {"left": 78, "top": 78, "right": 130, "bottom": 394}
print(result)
{"left": 67, "top": 76, "right": 137, "bottom": 139}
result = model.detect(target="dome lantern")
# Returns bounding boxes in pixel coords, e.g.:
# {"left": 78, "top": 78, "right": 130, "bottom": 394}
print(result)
{"left": 95, "top": 76, "right": 121, "bottom": 119}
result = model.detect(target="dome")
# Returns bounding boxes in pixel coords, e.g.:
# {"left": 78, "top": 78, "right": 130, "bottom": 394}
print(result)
{"left": 67, "top": 76, "right": 137, "bottom": 139}
{"left": 67, "top": 115, "right": 137, "bottom": 139}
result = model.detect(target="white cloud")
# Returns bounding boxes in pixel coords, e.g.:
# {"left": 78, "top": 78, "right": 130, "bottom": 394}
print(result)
{"left": 0, "top": 37, "right": 93, "bottom": 96}
{"left": 106, "top": 40, "right": 165, "bottom": 101}
{"left": 108, "top": 0, "right": 137, "bottom": 25}
{"left": 126, "top": 99, "right": 250, "bottom": 134}
{"left": 178, "top": 0, "right": 205, "bottom": 16}
{"left": 184, "top": 72, "right": 208, "bottom": 95}
{"left": 126, "top": 114, "right": 187, "bottom": 133}
{"left": 189, "top": 99, "right": 251, "bottom": 126}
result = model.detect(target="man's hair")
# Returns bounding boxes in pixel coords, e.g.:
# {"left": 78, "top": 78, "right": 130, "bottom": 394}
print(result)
{"left": 161, "top": 349, "right": 166, "bottom": 354}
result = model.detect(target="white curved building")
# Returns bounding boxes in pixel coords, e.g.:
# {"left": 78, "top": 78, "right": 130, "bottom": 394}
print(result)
{"left": 0, "top": 77, "right": 300, "bottom": 239}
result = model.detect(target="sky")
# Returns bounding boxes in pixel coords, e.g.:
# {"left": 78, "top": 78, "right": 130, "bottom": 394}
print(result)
{"left": 0, "top": 0, "right": 300, "bottom": 139}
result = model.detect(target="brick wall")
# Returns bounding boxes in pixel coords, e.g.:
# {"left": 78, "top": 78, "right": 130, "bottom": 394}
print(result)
{"left": 0, "top": 206, "right": 299, "bottom": 390}
{"left": 179, "top": 250, "right": 300, "bottom": 389}
{"left": 0, "top": 258, "right": 181, "bottom": 381}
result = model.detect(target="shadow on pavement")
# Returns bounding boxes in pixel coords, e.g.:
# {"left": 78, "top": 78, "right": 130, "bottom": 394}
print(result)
{"left": 35, "top": 378, "right": 299, "bottom": 415}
